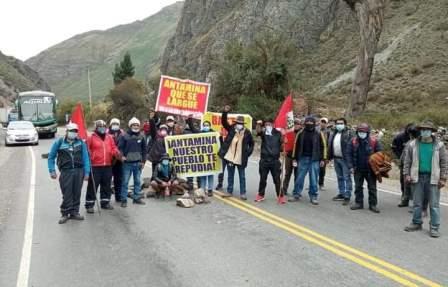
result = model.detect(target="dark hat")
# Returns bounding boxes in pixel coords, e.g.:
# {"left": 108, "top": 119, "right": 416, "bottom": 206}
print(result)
{"left": 236, "top": 116, "right": 245, "bottom": 124}
{"left": 417, "top": 121, "right": 437, "bottom": 131}
{"left": 357, "top": 123, "right": 370, "bottom": 133}
{"left": 264, "top": 118, "right": 274, "bottom": 124}
{"left": 304, "top": 116, "right": 316, "bottom": 124}
{"left": 160, "top": 153, "right": 171, "bottom": 161}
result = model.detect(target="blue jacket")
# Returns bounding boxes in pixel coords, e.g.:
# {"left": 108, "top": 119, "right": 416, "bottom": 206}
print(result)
{"left": 48, "top": 137, "right": 91, "bottom": 177}
{"left": 347, "top": 135, "right": 383, "bottom": 170}
{"left": 118, "top": 130, "right": 147, "bottom": 163}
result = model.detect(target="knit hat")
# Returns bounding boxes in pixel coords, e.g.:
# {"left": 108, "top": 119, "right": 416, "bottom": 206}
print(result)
{"left": 304, "top": 116, "right": 316, "bottom": 124}
{"left": 166, "top": 115, "right": 175, "bottom": 122}
{"left": 128, "top": 117, "right": 140, "bottom": 127}
{"left": 357, "top": 123, "right": 370, "bottom": 133}
{"left": 95, "top": 120, "right": 106, "bottom": 128}
{"left": 110, "top": 118, "right": 120, "bottom": 126}
{"left": 160, "top": 153, "right": 171, "bottom": 161}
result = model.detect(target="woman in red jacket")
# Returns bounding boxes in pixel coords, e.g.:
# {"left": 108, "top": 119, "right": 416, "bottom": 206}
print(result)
{"left": 85, "top": 120, "right": 121, "bottom": 213}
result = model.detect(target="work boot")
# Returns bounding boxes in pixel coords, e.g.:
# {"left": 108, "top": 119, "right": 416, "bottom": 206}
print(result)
{"left": 58, "top": 215, "right": 69, "bottom": 224}
{"left": 350, "top": 203, "right": 364, "bottom": 210}
{"left": 430, "top": 229, "right": 440, "bottom": 238}
{"left": 404, "top": 223, "right": 422, "bottom": 232}
{"left": 86, "top": 207, "right": 95, "bottom": 214}
{"left": 101, "top": 204, "right": 114, "bottom": 210}
{"left": 332, "top": 194, "right": 345, "bottom": 201}
{"left": 369, "top": 206, "right": 380, "bottom": 213}
{"left": 70, "top": 214, "right": 85, "bottom": 221}
{"left": 288, "top": 196, "right": 301, "bottom": 202}
{"left": 121, "top": 201, "right": 127, "bottom": 208}
{"left": 254, "top": 194, "right": 265, "bottom": 203}
{"left": 398, "top": 201, "right": 409, "bottom": 208}
{"left": 310, "top": 198, "right": 319, "bottom": 206}
{"left": 133, "top": 198, "right": 146, "bottom": 205}
{"left": 240, "top": 194, "right": 247, "bottom": 201}
{"left": 342, "top": 198, "right": 350, "bottom": 206}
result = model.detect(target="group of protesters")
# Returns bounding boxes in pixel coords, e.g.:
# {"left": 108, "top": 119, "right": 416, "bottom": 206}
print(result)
{"left": 47, "top": 106, "right": 445, "bottom": 238}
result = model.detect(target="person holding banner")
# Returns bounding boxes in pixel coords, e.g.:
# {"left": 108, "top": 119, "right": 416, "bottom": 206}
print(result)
{"left": 219, "top": 105, "right": 254, "bottom": 200}
{"left": 255, "top": 119, "right": 284, "bottom": 203}
{"left": 48, "top": 123, "right": 91, "bottom": 224}
{"left": 118, "top": 117, "right": 147, "bottom": 207}
{"left": 151, "top": 153, "right": 181, "bottom": 197}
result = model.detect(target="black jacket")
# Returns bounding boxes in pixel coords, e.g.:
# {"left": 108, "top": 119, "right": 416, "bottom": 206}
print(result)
{"left": 347, "top": 135, "right": 383, "bottom": 170}
{"left": 257, "top": 128, "right": 282, "bottom": 161}
{"left": 292, "top": 129, "right": 328, "bottom": 161}
{"left": 392, "top": 132, "right": 410, "bottom": 159}
{"left": 328, "top": 129, "right": 353, "bottom": 160}
{"left": 218, "top": 111, "right": 254, "bottom": 168}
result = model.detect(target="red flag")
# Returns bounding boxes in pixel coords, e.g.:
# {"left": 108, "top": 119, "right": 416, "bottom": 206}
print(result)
{"left": 274, "top": 94, "right": 295, "bottom": 152}
{"left": 70, "top": 103, "right": 88, "bottom": 140}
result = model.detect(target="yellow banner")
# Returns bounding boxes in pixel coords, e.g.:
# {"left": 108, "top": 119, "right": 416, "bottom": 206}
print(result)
{"left": 164, "top": 132, "right": 222, "bottom": 178}
{"left": 202, "top": 112, "right": 253, "bottom": 138}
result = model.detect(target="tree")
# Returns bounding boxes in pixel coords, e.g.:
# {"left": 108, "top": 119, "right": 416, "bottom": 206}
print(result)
{"left": 112, "top": 52, "right": 135, "bottom": 85}
{"left": 344, "top": 0, "right": 386, "bottom": 117}
{"left": 107, "top": 78, "right": 147, "bottom": 122}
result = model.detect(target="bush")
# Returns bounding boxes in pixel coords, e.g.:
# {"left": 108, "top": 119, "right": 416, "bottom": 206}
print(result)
{"left": 107, "top": 78, "right": 148, "bottom": 123}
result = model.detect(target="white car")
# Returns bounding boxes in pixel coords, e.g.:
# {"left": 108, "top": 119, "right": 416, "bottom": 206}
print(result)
{"left": 5, "top": 121, "right": 39, "bottom": 146}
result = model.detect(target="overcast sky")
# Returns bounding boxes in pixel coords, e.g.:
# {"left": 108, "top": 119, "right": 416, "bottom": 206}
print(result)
{"left": 0, "top": 0, "right": 180, "bottom": 61}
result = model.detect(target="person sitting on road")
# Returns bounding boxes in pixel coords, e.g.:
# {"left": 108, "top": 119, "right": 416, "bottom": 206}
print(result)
{"left": 151, "top": 153, "right": 181, "bottom": 198}
{"left": 85, "top": 120, "right": 121, "bottom": 213}
{"left": 48, "top": 123, "right": 90, "bottom": 224}
{"left": 118, "top": 117, "right": 147, "bottom": 208}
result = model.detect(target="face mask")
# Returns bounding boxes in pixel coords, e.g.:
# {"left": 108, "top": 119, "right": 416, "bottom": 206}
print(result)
{"left": 162, "top": 159, "right": 169, "bottom": 165}
{"left": 167, "top": 122, "right": 174, "bottom": 128}
{"left": 265, "top": 126, "right": 273, "bottom": 135}
{"left": 421, "top": 130, "right": 432, "bottom": 138}
{"left": 305, "top": 124, "right": 315, "bottom": 131}
{"left": 336, "top": 124, "right": 345, "bottom": 132}
{"left": 358, "top": 132, "right": 368, "bottom": 139}
{"left": 132, "top": 128, "right": 140, "bottom": 133}
{"left": 236, "top": 124, "right": 244, "bottom": 131}
{"left": 111, "top": 125, "right": 120, "bottom": 131}
{"left": 203, "top": 126, "right": 210, "bottom": 132}
{"left": 160, "top": 130, "right": 167, "bottom": 137}
{"left": 67, "top": 131, "right": 78, "bottom": 140}
{"left": 97, "top": 127, "right": 106, "bottom": 134}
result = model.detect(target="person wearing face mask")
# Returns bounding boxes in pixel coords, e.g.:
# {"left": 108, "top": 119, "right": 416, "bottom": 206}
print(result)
{"left": 148, "top": 125, "right": 169, "bottom": 176}
{"left": 118, "top": 117, "right": 147, "bottom": 207}
{"left": 108, "top": 118, "right": 124, "bottom": 202}
{"left": 328, "top": 118, "right": 354, "bottom": 205}
{"left": 165, "top": 115, "right": 177, "bottom": 135}
{"left": 281, "top": 118, "right": 302, "bottom": 196}
{"left": 192, "top": 120, "right": 215, "bottom": 196}
{"left": 151, "top": 153, "right": 181, "bottom": 198}
{"left": 346, "top": 123, "right": 383, "bottom": 213}
{"left": 289, "top": 116, "right": 328, "bottom": 205}
{"left": 85, "top": 120, "right": 121, "bottom": 213}
{"left": 48, "top": 123, "right": 91, "bottom": 224}
{"left": 403, "top": 121, "right": 447, "bottom": 238}
{"left": 255, "top": 119, "right": 284, "bottom": 203}
{"left": 219, "top": 105, "right": 254, "bottom": 200}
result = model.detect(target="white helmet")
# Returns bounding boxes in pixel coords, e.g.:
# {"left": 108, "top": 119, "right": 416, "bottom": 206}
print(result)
{"left": 110, "top": 118, "right": 120, "bottom": 126}
{"left": 66, "top": 123, "right": 79, "bottom": 131}
{"left": 128, "top": 117, "right": 141, "bottom": 127}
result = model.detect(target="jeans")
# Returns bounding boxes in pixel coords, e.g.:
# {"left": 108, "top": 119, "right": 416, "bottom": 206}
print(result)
{"left": 226, "top": 162, "right": 246, "bottom": 195}
{"left": 293, "top": 157, "right": 320, "bottom": 199}
{"left": 354, "top": 169, "right": 377, "bottom": 206}
{"left": 411, "top": 173, "right": 440, "bottom": 230}
{"left": 282, "top": 156, "right": 297, "bottom": 195}
{"left": 121, "top": 162, "right": 142, "bottom": 201}
{"left": 200, "top": 175, "right": 214, "bottom": 191}
{"left": 334, "top": 158, "right": 352, "bottom": 199}
{"left": 258, "top": 159, "right": 281, "bottom": 197}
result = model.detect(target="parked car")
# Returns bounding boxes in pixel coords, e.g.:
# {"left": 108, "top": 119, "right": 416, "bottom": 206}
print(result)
{"left": 5, "top": 121, "right": 39, "bottom": 146}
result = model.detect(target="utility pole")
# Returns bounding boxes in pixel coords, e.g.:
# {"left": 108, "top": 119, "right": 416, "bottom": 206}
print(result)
{"left": 87, "top": 67, "right": 92, "bottom": 110}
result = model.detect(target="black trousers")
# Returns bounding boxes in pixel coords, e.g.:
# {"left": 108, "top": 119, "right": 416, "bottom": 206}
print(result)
{"left": 112, "top": 161, "right": 123, "bottom": 201}
{"left": 258, "top": 159, "right": 281, "bottom": 197}
{"left": 354, "top": 169, "right": 378, "bottom": 207}
{"left": 218, "top": 159, "right": 227, "bottom": 186}
{"left": 85, "top": 166, "right": 113, "bottom": 208}
{"left": 59, "top": 168, "right": 84, "bottom": 216}
{"left": 319, "top": 163, "right": 327, "bottom": 186}
{"left": 282, "top": 156, "right": 297, "bottom": 194}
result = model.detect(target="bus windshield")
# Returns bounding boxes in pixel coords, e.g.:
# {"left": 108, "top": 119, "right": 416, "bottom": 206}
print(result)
{"left": 19, "top": 96, "right": 55, "bottom": 122}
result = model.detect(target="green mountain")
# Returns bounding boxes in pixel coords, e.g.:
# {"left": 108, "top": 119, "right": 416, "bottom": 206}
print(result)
{"left": 26, "top": 1, "right": 183, "bottom": 102}
{"left": 0, "top": 50, "right": 50, "bottom": 106}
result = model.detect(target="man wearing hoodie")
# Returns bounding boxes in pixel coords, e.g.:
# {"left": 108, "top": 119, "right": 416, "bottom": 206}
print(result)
{"left": 289, "top": 116, "right": 327, "bottom": 205}
{"left": 85, "top": 120, "right": 121, "bottom": 213}
{"left": 118, "top": 117, "right": 147, "bottom": 207}
{"left": 404, "top": 121, "right": 447, "bottom": 238}
{"left": 347, "top": 123, "right": 383, "bottom": 213}
{"left": 219, "top": 105, "right": 254, "bottom": 200}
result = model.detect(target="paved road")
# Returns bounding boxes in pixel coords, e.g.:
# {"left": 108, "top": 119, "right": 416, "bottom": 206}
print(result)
{"left": 0, "top": 134, "right": 447, "bottom": 287}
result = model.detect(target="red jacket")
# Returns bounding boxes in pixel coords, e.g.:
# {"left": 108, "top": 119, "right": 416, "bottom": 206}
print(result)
{"left": 87, "top": 133, "right": 120, "bottom": 167}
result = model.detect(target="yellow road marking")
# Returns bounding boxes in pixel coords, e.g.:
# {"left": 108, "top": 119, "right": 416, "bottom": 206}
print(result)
{"left": 214, "top": 191, "right": 442, "bottom": 287}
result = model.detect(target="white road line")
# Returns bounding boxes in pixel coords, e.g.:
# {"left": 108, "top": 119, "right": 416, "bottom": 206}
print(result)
{"left": 16, "top": 147, "right": 36, "bottom": 287}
